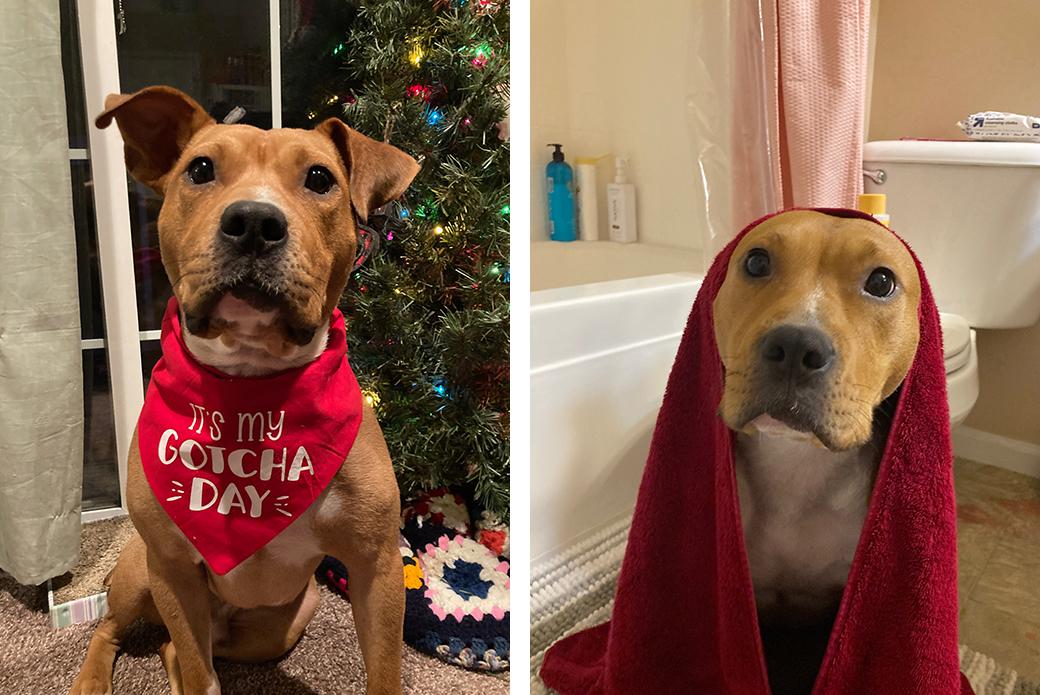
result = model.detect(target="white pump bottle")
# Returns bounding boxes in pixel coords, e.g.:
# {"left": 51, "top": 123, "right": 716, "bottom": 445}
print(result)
{"left": 606, "top": 156, "right": 638, "bottom": 243}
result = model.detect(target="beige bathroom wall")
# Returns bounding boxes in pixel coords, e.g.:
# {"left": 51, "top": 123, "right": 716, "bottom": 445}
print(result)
{"left": 530, "top": 0, "right": 702, "bottom": 251}
{"left": 870, "top": 0, "right": 1040, "bottom": 445}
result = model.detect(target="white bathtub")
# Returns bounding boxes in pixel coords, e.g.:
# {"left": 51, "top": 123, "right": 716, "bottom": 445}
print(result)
{"left": 530, "top": 272, "right": 703, "bottom": 563}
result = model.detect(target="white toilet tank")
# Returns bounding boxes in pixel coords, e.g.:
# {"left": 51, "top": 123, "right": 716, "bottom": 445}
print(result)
{"left": 863, "top": 140, "right": 1040, "bottom": 328}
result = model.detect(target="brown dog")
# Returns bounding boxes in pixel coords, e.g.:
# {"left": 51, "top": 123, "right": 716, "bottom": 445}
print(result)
{"left": 712, "top": 211, "right": 922, "bottom": 694}
{"left": 69, "top": 86, "right": 419, "bottom": 695}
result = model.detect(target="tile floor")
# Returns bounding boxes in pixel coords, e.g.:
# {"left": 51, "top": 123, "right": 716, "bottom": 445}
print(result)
{"left": 955, "top": 457, "right": 1040, "bottom": 681}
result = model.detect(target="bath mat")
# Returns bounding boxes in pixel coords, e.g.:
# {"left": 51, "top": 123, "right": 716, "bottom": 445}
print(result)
{"left": 960, "top": 646, "right": 1040, "bottom": 695}
{"left": 320, "top": 489, "right": 510, "bottom": 673}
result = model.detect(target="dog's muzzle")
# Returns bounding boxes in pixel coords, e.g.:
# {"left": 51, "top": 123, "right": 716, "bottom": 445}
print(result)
{"left": 744, "top": 324, "right": 837, "bottom": 434}
{"left": 207, "top": 199, "right": 293, "bottom": 313}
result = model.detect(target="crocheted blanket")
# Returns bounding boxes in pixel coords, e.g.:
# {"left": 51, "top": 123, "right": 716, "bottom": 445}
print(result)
{"left": 319, "top": 489, "right": 510, "bottom": 672}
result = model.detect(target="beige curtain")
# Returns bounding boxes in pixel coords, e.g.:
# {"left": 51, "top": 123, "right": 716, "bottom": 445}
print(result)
{"left": 0, "top": 0, "right": 84, "bottom": 584}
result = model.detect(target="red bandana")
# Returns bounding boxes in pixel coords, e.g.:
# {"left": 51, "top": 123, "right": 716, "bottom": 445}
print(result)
{"left": 138, "top": 298, "right": 363, "bottom": 575}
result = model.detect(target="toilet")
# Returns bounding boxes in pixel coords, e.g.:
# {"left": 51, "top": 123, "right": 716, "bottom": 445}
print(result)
{"left": 939, "top": 312, "right": 976, "bottom": 425}
{"left": 863, "top": 140, "right": 1040, "bottom": 425}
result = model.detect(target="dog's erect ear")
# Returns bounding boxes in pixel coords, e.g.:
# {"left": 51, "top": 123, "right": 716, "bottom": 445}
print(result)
{"left": 95, "top": 85, "right": 215, "bottom": 193}
{"left": 315, "top": 118, "right": 420, "bottom": 221}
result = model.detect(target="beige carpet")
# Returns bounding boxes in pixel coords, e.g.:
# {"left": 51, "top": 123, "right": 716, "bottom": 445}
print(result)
{"left": 52, "top": 516, "right": 137, "bottom": 606}
{"left": 0, "top": 519, "right": 508, "bottom": 694}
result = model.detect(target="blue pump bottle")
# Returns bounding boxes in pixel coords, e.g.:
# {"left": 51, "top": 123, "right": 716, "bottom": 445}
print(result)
{"left": 546, "top": 144, "right": 577, "bottom": 242}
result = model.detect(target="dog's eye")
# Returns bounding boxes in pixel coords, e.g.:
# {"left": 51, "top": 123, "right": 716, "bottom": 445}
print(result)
{"left": 744, "top": 248, "right": 771, "bottom": 278}
{"left": 305, "top": 166, "right": 335, "bottom": 194}
{"left": 864, "top": 267, "right": 897, "bottom": 298}
{"left": 186, "top": 157, "right": 215, "bottom": 185}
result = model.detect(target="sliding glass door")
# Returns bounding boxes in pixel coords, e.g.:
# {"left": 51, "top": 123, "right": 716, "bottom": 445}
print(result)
{"left": 60, "top": 0, "right": 331, "bottom": 518}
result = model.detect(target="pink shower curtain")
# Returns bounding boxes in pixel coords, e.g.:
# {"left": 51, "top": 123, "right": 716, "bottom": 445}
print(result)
{"left": 778, "top": 0, "right": 872, "bottom": 208}
{"left": 732, "top": 0, "right": 872, "bottom": 222}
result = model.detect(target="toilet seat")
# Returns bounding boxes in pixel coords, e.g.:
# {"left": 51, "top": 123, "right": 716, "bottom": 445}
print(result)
{"left": 940, "top": 313, "right": 971, "bottom": 374}
{"left": 939, "top": 312, "right": 979, "bottom": 426}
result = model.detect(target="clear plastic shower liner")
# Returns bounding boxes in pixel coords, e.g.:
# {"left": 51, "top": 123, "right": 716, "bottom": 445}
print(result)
{"left": 686, "top": 0, "right": 780, "bottom": 265}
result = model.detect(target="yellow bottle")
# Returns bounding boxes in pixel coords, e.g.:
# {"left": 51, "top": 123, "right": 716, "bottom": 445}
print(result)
{"left": 857, "top": 193, "right": 890, "bottom": 227}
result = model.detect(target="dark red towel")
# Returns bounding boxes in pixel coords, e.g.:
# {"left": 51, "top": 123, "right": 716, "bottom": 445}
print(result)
{"left": 540, "top": 209, "right": 973, "bottom": 695}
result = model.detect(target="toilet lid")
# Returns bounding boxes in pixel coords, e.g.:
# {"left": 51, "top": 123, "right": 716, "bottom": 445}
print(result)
{"left": 940, "top": 313, "right": 971, "bottom": 374}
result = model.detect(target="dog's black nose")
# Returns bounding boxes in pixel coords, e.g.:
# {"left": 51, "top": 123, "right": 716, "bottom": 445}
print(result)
{"left": 219, "top": 201, "right": 288, "bottom": 256}
{"left": 759, "top": 325, "right": 836, "bottom": 380}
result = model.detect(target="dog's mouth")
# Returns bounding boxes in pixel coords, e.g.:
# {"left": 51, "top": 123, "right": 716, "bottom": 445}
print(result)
{"left": 738, "top": 397, "right": 828, "bottom": 441}
{"left": 728, "top": 379, "right": 864, "bottom": 451}
{"left": 741, "top": 408, "right": 828, "bottom": 447}
{"left": 182, "top": 273, "right": 318, "bottom": 347}
{"left": 225, "top": 280, "right": 282, "bottom": 311}
{"left": 745, "top": 414, "right": 816, "bottom": 439}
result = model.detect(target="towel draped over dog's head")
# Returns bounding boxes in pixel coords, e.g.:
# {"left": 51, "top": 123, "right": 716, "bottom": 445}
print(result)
{"left": 540, "top": 208, "right": 973, "bottom": 695}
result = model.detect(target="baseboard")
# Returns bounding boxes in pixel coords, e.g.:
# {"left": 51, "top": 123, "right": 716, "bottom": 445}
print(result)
{"left": 81, "top": 506, "right": 128, "bottom": 524}
{"left": 953, "top": 425, "right": 1040, "bottom": 479}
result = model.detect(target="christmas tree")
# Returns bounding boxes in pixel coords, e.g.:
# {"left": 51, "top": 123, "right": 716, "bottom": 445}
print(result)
{"left": 282, "top": 0, "right": 510, "bottom": 515}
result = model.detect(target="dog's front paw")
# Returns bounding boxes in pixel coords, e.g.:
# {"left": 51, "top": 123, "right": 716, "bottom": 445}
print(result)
{"left": 69, "top": 672, "right": 113, "bottom": 695}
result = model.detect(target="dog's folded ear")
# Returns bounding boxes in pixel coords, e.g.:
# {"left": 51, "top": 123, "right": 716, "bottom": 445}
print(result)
{"left": 315, "top": 118, "right": 420, "bottom": 221}
{"left": 95, "top": 85, "right": 215, "bottom": 193}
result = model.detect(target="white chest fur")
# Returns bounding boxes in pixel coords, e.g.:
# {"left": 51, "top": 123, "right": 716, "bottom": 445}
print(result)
{"left": 734, "top": 421, "right": 878, "bottom": 624}
{"left": 203, "top": 487, "right": 335, "bottom": 609}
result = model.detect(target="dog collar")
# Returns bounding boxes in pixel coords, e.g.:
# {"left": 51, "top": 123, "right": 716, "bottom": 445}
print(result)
{"left": 137, "top": 298, "right": 363, "bottom": 575}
